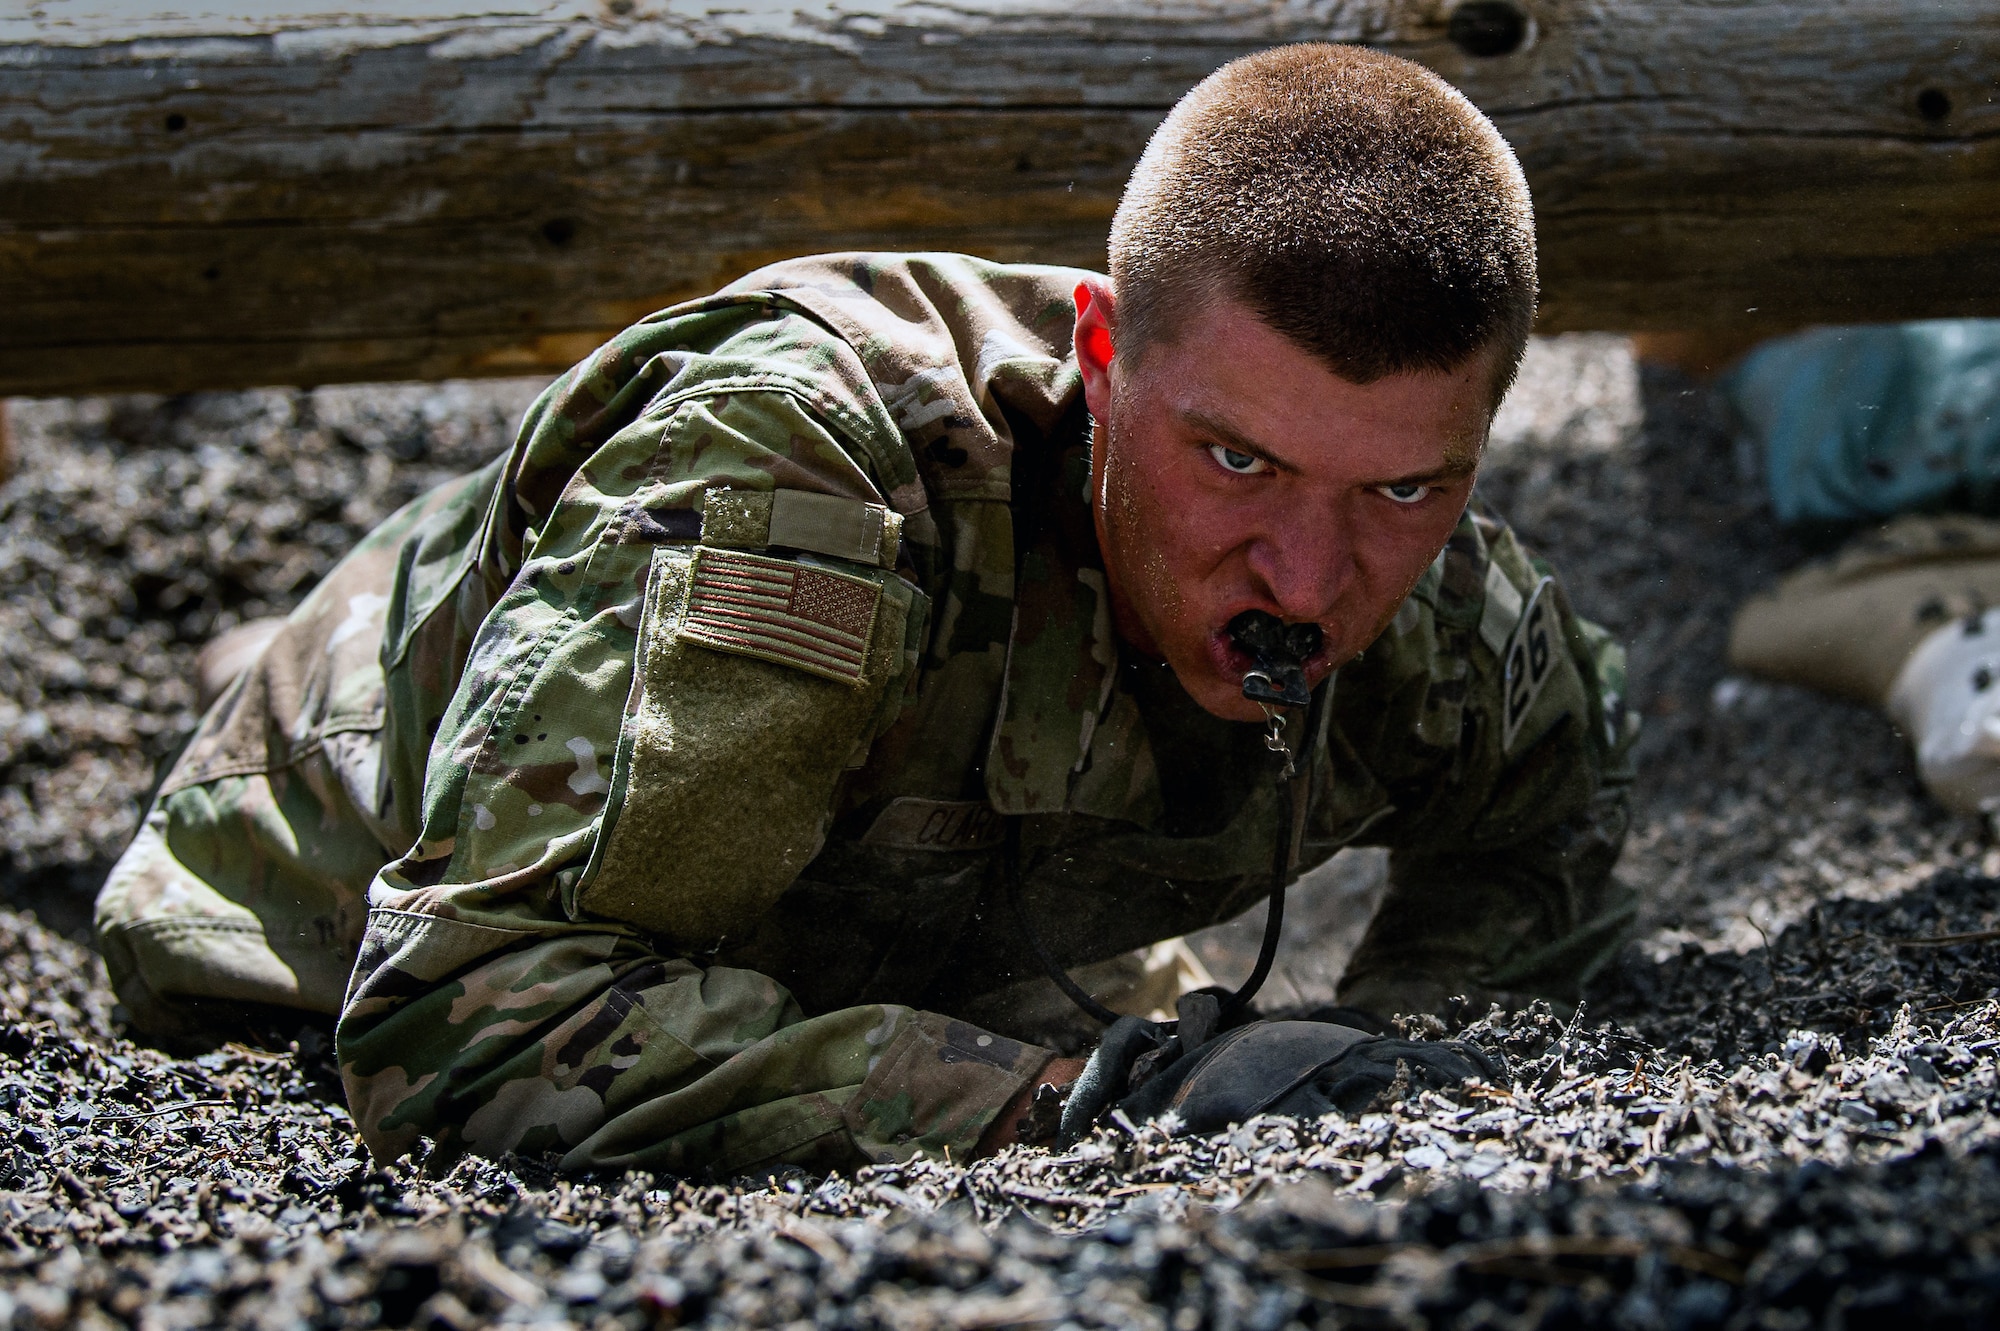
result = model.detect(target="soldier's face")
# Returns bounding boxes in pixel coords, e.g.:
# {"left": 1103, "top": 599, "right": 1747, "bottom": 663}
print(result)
{"left": 1076, "top": 283, "right": 1497, "bottom": 723}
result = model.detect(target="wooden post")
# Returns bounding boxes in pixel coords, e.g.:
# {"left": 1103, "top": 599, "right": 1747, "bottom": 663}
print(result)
{"left": 3, "top": 1, "right": 1996, "bottom": 396}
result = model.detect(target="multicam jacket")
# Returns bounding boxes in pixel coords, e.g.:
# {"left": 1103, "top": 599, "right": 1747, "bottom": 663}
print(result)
{"left": 96, "top": 254, "right": 1636, "bottom": 1181}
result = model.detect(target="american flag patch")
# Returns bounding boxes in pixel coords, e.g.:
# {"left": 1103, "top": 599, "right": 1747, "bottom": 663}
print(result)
{"left": 681, "top": 548, "right": 881, "bottom": 685}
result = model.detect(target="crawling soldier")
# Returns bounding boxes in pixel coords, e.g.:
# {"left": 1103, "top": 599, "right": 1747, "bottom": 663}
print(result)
{"left": 96, "top": 44, "right": 1636, "bottom": 1176}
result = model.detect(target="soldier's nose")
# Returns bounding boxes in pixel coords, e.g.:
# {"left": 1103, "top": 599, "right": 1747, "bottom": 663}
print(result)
{"left": 1248, "top": 530, "right": 1352, "bottom": 627}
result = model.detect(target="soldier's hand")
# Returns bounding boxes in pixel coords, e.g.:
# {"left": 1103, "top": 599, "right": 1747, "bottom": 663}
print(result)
{"left": 1289, "top": 1035, "right": 1504, "bottom": 1118}
{"left": 1038, "top": 1016, "right": 1158, "bottom": 1145}
{"left": 1124, "top": 1026, "right": 1505, "bottom": 1137}
{"left": 1056, "top": 1006, "right": 1505, "bottom": 1142}
{"left": 1052, "top": 990, "right": 1240, "bottom": 1145}
{"left": 975, "top": 1056, "right": 1087, "bottom": 1156}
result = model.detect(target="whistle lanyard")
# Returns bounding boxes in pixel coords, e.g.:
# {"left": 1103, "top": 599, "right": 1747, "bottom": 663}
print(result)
{"left": 1005, "top": 675, "right": 1330, "bottom": 1026}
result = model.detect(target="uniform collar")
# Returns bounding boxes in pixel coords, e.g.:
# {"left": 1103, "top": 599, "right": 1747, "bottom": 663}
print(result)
{"left": 984, "top": 448, "right": 1129, "bottom": 816}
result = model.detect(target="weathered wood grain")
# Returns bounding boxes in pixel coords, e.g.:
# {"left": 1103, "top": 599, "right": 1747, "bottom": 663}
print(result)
{"left": 3, "top": 1, "right": 1996, "bottom": 396}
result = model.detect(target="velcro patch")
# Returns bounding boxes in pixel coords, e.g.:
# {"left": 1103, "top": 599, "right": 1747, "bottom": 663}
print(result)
{"left": 701, "top": 489, "right": 902, "bottom": 569}
{"left": 682, "top": 548, "right": 880, "bottom": 685}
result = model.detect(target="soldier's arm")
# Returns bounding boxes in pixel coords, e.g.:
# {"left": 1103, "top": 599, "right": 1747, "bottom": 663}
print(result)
{"left": 1329, "top": 508, "right": 1639, "bottom": 1018}
{"left": 337, "top": 377, "right": 1054, "bottom": 1178}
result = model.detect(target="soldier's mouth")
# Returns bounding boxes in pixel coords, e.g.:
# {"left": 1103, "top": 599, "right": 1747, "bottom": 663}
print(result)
{"left": 1211, "top": 613, "right": 1333, "bottom": 705}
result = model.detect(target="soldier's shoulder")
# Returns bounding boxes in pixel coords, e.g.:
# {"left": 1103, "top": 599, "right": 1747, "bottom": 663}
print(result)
{"left": 1352, "top": 502, "right": 1557, "bottom": 683}
{"left": 725, "top": 252, "right": 1095, "bottom": 318}
{"left": 716, "top": 253, "right": 1087, "bottom": 500}
{"left": 724, "top": 254, "right": 1087, "bottom": 400}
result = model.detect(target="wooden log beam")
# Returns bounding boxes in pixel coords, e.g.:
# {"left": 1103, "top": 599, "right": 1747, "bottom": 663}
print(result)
{"left": 3, "top": 1, "right": 1996, "bottom": 397}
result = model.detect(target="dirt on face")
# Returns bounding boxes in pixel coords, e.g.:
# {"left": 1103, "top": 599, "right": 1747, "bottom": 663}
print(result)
{"left": 3, "top": 340, "right": 2000, "bottom": 1325}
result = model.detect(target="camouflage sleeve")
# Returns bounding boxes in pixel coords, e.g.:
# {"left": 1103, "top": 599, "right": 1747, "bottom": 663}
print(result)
{"left": 336, "top": 373, "right": 1051, "bottom": 1180}
{"left": 92, "top": 462, "right": 501, "bottom": 1036}
{"left": 1328, "top": 507, "right": 1640, "bottom": 1018}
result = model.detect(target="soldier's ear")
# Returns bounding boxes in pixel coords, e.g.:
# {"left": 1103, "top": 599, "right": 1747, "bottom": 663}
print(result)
{"left": 1074, "top": 280, "right": 1118, "bottom": 420}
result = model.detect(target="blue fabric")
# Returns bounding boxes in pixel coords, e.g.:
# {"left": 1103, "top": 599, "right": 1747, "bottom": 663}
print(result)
{"left": 1725, "top": 321, "right": 2000, "bottom": 528}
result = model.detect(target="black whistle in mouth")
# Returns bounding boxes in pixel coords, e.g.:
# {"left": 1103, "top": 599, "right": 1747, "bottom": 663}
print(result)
{"left": 1227, "top": 610, "right": 1321, "bottom": 708}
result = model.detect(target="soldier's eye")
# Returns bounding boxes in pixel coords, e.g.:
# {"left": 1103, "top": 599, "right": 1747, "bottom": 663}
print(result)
{"left": 1208, "top": 444, "right": 1269, "bottom": 475}
{"left": 1377, "top": 482, "right": 1431, "bottom": 504}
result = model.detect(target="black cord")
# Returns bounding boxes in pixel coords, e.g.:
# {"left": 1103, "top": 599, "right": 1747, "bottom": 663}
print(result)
{"left": 1003, "top": 821, "right": 1123, "bottom": 1026}
{"left": 1004, "top": 806, "right": 1289, "bottom": 1029}
{"left": 1004, "top": 670, "right": 1329, "bottom": 1029}
{"left": 1223, "top": 785, "right": 1293, "bottom": 1021}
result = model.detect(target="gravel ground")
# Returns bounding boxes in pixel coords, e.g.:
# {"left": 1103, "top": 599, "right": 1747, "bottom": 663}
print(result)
{"left": 5, "top": 337, "right": 2000, "bottom": 1325}
{"left": 0, "top": 382, "right": 547, "bottom": 935}
{"left": 1476, "top": 338, "right": 1987, "bottom": 959}
{"left": 5, "top": 881, "right": 2000, "bottom": 1326}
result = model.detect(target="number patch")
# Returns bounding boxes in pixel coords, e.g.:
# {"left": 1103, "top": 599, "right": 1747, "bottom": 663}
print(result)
{"left": 1501, "top": 576, "right": 1557, "bottom": 752}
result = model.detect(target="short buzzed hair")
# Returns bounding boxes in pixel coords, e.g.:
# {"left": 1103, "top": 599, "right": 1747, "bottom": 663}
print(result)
{"left": 1109, "top": 44, "right": 1537, "bottom": 400}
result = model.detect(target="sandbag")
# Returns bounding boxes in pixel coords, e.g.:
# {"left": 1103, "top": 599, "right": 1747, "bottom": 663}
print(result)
{"left": 1886, "top": 610, "right": 2000, "bottom": 817}
{"left": 1728, "top": 514, "right": 2000, "bottom": 706}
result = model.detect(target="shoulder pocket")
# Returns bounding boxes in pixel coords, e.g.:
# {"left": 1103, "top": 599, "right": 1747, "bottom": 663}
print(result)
{"left": 576, "top": 545, "right": 921, "bottom": 951}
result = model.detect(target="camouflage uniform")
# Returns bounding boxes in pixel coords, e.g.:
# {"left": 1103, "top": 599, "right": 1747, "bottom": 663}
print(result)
{"left": 96, "top": 254, "right": 1637, "bottom": 1180}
